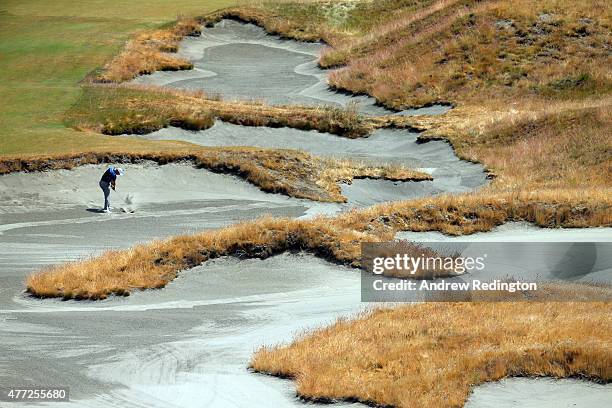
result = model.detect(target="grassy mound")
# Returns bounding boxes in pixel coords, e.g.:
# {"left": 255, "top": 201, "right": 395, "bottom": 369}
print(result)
{"left": 68, "top": 85, "right": 374, "bottom": 138}
{"left": 251, "top": 301, "right": 612, "bottom": 407}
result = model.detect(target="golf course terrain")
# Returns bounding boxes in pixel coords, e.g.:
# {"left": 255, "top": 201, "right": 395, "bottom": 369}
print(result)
{"left": 1, "top": 1, "right": 610, "bottom": 407}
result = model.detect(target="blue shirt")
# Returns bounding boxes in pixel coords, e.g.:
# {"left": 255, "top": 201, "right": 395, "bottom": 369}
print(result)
{"left": 100, "top": 167, "right": 117, "bottom": 183}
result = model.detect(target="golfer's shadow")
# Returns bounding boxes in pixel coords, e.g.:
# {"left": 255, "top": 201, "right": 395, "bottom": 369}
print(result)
{"left": 86, "top": 208, "right": 105, "bottom": 214}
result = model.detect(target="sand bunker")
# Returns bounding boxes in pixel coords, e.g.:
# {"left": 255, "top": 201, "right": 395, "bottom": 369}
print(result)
{"left": 393, "top": 222, "right": 612, "bottom": 287}
{"left": 0, "top": 162, "right": 328, "bottom": 310}
{"left": 132, "top": 19, "right": 450, "bottom": 116}
{"left": 137, "top": 122, "right": 487, "bottom": 206}
{"left": 129, "top": 19, "right": 482, "bottom": 206}
{"left": 396, "top": 222, "right": 612, "bottom": 242}
{"left": 0, "top": 162, "right": 315, "bottom": 214}
{"left": 466, "top": 377, "right": 612, "bottom": 408}
{"left": 1, "top": 253, "right": 365, "bottom": 407}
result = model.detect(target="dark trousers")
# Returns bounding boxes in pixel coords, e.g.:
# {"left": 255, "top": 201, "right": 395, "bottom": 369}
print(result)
{"left": 99, "top": 180, "right": 111, "bottom": 210}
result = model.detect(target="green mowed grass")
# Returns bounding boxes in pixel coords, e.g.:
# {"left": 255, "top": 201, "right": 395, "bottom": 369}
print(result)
{"left": 0, "top": 0, "right": 239, "bottom": 156}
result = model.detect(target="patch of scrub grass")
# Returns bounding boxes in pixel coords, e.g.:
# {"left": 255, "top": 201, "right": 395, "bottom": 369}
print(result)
{"left": 67, "top": 86, "right": 216, "bottom": 135}
{"left": 324, "top": 0, "right": 612, "bottom": 109}
{"left": 0, "top": 0, "right": 241, "bottom": 157}
{"left": 67, "top": 85, "right": 373, "bottom": 138}
{"left": 409, "top": 96, "right": 612, "bottom": 191}
{"left": 94, "top": 17, "right": 201, "bottom": 83}
{"left": 250, "top": 301, "right": 612, "bottom": 408}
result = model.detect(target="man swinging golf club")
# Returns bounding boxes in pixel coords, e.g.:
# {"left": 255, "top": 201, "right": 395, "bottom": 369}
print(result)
{"left": 99, "top": 166, "right": 124, "bottom": 213}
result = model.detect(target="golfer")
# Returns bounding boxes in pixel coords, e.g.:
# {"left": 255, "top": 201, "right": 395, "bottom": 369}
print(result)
{"left": 99, "top": 166, "right": 124, "bottom": 213}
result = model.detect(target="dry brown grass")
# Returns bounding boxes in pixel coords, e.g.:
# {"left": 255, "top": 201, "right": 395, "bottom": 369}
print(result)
{"left": 378, "top": 96, "right": 612, "bottom": 189}
{"left": 319, "top": 158, "right": 432, "bottom": 200}
{"left": 201, "top": 5, "right": 340, "bottom": 43}
{"left": 419, "top": 99, "right": 612, "bottom": 191}
{"left": 70, "top": 84, "right": 374, "bottom": 138}
{"left": 336, "top": 188, "right": 612, "bottom": 236}
{"left": 25, "top": 216, "right": 377, "bottom": 299}
{"left": 95, "top": 17, "right": 201, "bottom": 83}
{"left": 250, "top": 300, "right": 612, "bottom": 407}
{"left": 0, "top": 148, "right": 425, "bottom": 204}
{"left": 321, "top": 0, "right": 612, "bottom": 109}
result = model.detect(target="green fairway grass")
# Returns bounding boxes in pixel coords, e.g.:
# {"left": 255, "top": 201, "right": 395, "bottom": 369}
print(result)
{"left": 0, "top": 0, "right": 239, "bottom": 156}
